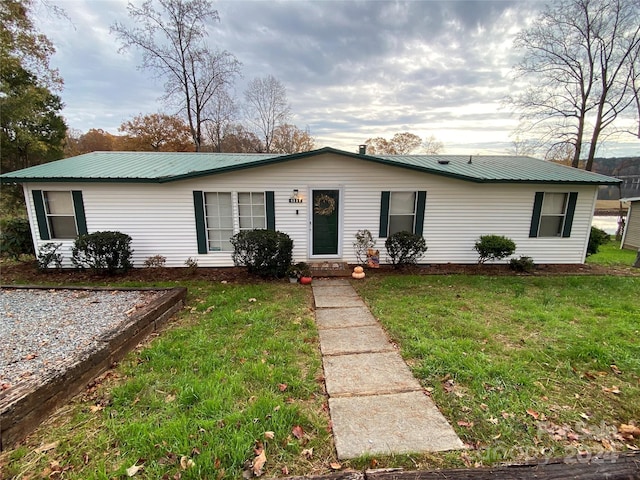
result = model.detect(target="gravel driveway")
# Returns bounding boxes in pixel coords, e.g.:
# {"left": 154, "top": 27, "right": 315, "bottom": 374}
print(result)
{"left": 0, "top": 288, "right": 162, "bottom": 390}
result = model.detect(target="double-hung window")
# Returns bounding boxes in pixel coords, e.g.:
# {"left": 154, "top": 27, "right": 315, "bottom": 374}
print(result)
{"left": 198, "top": 191, "right": 269, "bottom": 252}
{"left": 44, "top": 191, "right": 78, "bottom": 239}
{"left": 389, "top": 192, "right": 417, "bottom": 236}
{"left": 379, "top": 191, "right": 427, "bottom": 237}
{"left": 529, "top": 191, "right": 578, "bottom": 238}
{"left": 238, "top": 192, "right": 266, "bottom": 230}
{"left": 32, "top": 190, "right": 86, "bottom": 240}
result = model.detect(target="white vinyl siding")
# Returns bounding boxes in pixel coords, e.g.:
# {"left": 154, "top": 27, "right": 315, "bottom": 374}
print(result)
{"left": 44, "top": 191, "right": 77, "bottom": 239}
{"left": 622, "top": 200, "right": 640, "bottom": 250}
{"left": 23, "top": 153, "right": 600, "bottom": 267}
{"left": 389, "top": 192, "right": 416, "bottom": 235}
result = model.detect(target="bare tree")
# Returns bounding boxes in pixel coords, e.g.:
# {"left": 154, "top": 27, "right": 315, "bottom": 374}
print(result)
{"left": 422, "top": 135, "right": 444, "bottom": 154}
{"left": 111, "top": 0, "right": 241, "bottom": 151}
{"left": 203, "top": 88, "right": 238, "bottom": 152}
{"left": 243, "top": 75, "right": 291, "bottom": 153}
{"left": 510, "top": 0, "right": 640, "bottom": 171}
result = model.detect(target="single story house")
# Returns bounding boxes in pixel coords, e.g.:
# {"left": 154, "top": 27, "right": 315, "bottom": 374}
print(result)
{"left": 620, "top": 197, "right": 640, "bottom": 250}
{"left": 0, "top": 147, "right": 621, "bottom": 267}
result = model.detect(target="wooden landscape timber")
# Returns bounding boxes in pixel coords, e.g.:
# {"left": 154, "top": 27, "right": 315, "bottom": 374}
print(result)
{"left": 283, "top": 452, "right": 640, "bottom": 479}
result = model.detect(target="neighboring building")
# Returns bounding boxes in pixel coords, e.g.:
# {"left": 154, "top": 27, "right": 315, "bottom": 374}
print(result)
{"left": 0, "top": 147, "right": 621, "bottom": 267}
{"left": 621, "top": 197, "right": 640, "bottom": 250}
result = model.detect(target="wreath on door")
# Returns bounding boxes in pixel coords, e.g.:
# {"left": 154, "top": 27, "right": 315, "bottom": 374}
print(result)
{"left": 314, "top": 194, "right": 336, "bottom": 216}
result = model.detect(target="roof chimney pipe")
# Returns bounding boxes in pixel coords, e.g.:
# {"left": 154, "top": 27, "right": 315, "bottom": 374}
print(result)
{"left": 359, "top": 144, "right": 367, "bottom": 155}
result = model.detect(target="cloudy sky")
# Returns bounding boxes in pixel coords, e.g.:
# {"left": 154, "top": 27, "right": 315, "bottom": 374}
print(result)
{"left": 36, "top": 0, "right": 639, "bottom": 156}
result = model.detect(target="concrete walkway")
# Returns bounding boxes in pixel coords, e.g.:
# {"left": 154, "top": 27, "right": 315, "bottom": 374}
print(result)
{"left": 312, "top": 278, "right": 464, "bottom": 460}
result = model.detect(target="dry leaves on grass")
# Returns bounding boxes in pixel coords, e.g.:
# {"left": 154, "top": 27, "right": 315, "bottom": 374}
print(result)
{"left": 292, "top": 425, "right": 304, "bottom": 439}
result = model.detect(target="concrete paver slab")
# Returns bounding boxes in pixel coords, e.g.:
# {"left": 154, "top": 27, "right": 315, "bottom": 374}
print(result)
{"left": 319, "top": 325, "right": 394, "bottom": 355}
{"left": 313, "top": 286, "right": 360, "bottom": 300}
{"left": 314, "top": 296, "right": 366, "bottom": 308}
{"left": 313, "top": 279, "right": 351, "bottom": 286}
{"left": 315, "top": 307, "right": 378, "bottom": 330}
{"left": 323, "top": 352, "right": 422, "bottom": 396}
{"left": 329, "top": 391, "right": 465, "bottom": 459}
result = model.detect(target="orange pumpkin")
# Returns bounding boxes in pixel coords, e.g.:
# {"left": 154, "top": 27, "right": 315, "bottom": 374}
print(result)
{"left": 353, "top": 266, "right": 364, "bottom": 274}
{"left": 352, "top": 271, "right": 365, "bottom": 279}
{"left": 300, "top": 276, "right": 313, "bottom": 285}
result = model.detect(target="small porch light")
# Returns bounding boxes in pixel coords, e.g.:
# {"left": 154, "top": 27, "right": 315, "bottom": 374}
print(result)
{"left": 289, "top": 189, "right": 303, "bottom": 203}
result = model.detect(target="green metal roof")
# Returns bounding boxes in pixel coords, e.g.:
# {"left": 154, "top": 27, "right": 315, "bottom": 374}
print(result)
{"left": 0, "top": 147, "right": 621, "bottom": 185}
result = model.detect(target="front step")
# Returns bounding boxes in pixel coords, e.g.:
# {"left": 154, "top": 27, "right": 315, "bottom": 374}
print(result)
{"left": 309, "top": 261, "right": 351, "bottom": 277}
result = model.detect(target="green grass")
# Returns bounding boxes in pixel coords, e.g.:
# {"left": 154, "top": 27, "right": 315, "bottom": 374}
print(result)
{"left": 352, "top": 274, "right": 640, "bottom": 466}
{"left": 1, "top": 281, "right": 332, "bottom": 479}
{"left": 2, "top": 269, "right": 639, "bottom": 477}
{"left": 586, "top": 239, "right": 638, "bottom": 266}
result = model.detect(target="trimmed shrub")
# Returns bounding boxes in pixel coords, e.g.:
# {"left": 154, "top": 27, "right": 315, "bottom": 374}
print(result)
{"left": 509, "top": 255, "right": 535, "bottom": 273}
{"left": 37, "top": 242, "right": 63, "bottom": 270}
{"left": 71, "top": 231, "right": 133, "bottom": 274}
{"left": 385, "top": 231, "right": 427, "bottom": 268}
{"left": 0, "top": 217, "right": 34, "bottom": 259}
{"left": 587, "top": 226, "right": 610, "bottom": 256}
{"left": 231, "top": 229, "right": 293, "bottom": 278}
{"left": 474, "top": 235, "right": 516, "bottom": 264}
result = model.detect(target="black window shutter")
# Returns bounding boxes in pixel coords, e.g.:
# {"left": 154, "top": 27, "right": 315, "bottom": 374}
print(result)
{"left": 414, "top": 191, "right": 427, "bottom": 236}
{"left": 193, "top": 191, "right": 208, "bottom": 254}
{"left": 379, "top": 191, "right": 390, "bottom": 238}
{"left": 562, "top": 192, "right": 578, "bottom": 238}
{"left": 72, "top": 191, "right": 87, "bottom": 235}
{"left": 32, "top": 190, "right": 50, "bottom": 240}
{"left": 265, "top": 191, "right": 275, "bottom": 230}
{"left": 529, "top": 192, "right": 544, "bottom": 238}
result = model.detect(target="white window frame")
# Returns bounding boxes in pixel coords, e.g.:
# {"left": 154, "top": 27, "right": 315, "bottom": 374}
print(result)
{"left": 204, "top": 191, "right": 267, "bottom": 252}
{"left": 388, "top": 191, "right": 417, "bottom": 236}
{"left": 538, "top": 192, "right": 568, "bottom": 237}
{"left": 43, "top": 191, "right": 78, "bottom": 239}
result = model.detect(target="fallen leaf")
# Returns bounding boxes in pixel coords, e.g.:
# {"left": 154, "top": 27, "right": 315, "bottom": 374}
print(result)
{"left": 610, "top": 364, "right": 622, "bottom": 375}
{"left": 248, "top": 298, "right": 257, "bottom": 303}
{"left": 526, "top": 409, "right": 540, "bottom": 420}
{"left": 567, "top": 432, "right": 580, "bottom": 441}
{"left": 492, "top": 433, "right": 501, "bottom": 440}
{"left": 488, "top": 417, "right": 499, "bottom": 425}
{"left": 601, "top": 438, "right": 614, "bottom": 450}
{"left": 619, "top": 424, "right": 640, "bottom": 438}
{"left": 89, "top": 405, "right": 103, "bottom": 413}
{"left": 281, "top": 466, "right": 289, "bottom": 475}
{"left": 278, "top": 383, "right": 288, "bottom": 392}
{"left": 25, "top": 353, "right": 38, "bottom": 360}
{"left": 1, "top": 383, "right": 10, "bottom": 390}
{"left": 126, "top": 464, "right": 142, "bottom": 477}
{"left": 580, "top": 412, "right": 590, "bottom": 420}
{"left": 479, "top": 403, "right": 488, "bottom": 411}
{"left": 35, "top": 441, "right": 59, "bottom": 453}
{"left": 264, "top": 431, "right": 275, "bottom": 440}
{"left": 180, "top": 456, "right": 195, "bottom": 470}
{"left": 191, "top": 447, "right": 201, "bottom": 456}
{"left": 301, "top": 448, "right": 313, "bottom": 459}
{"left": 329, "top": 462, "right": 342, "bottom": 470}
{"left": 457, "top": 420, "right": 474, "bottom": 428}
{"left": 165, "top": 394, "right": 176, "bottom": 402}
{"left": 602, "top": 386, "right": 621, "bottom": 394}
{"left": 252, "top": 450, "right": 267, "bottom": 477}
{"left": 292, "top": 425, "right": 304, "bottom": 439}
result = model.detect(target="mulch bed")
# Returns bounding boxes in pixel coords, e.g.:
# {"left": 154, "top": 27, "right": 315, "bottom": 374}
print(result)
{"left": 1, "top": 259, "right": 638, "bottom": 286}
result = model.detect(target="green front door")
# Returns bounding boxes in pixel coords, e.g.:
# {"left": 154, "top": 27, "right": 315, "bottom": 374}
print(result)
{"left": 312, "top": 189, "right": 339, "bottom": 255}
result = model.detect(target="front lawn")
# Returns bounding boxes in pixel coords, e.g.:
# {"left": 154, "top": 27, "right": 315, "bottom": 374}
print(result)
{"left": 1, "top": 282, "right": 332, "bottom": 479}
{"left": 586, "top": 240, "right": 638, "bottom": 267}
{"left": 2, "top": 272, "right": 639, "bottom": 478}
{"left": 352, "top": 274, "right": 640, "bottom": 467}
